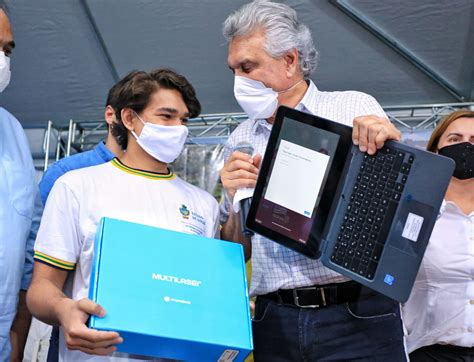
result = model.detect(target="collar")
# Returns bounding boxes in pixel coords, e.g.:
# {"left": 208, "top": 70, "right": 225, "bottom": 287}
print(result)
{"left": 438, "top": 199, "right": 474, "bottom": 218}
{"left": 252, "top": 80, "right": 318, "bottom": 135}
{"left": 252, "top": 118, "right": 273, "bottom": 135}
{"left": 296, "top": 80, "right": 318, "bottom": 113}
{"left": 111, "top": 158, "right": 175, "bottom": 180}
{"left": 95, "top": 141, "right": 115, "bottom": 162}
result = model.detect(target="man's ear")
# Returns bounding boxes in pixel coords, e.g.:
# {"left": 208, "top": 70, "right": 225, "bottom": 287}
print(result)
{"left": 284, "top": 48, "right": 299, "bottom": 78}
{"left": 104, "top": 105, "right": 116, "bottom": 126}
{"left": 121, "top": 108, "right": 136, "bottom": 132}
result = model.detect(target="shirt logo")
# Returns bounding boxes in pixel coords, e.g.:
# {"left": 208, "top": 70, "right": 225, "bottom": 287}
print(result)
{"left": 179, "top": 204, "right": 190, "bottom": 219}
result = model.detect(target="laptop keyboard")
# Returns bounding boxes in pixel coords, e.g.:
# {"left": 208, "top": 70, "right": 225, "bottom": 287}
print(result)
{"left": 330, "top": 146, "right": 414, "bottom": 280}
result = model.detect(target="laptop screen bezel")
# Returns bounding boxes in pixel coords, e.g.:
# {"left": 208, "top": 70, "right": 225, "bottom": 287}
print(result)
{"left": 246, "top": 105, "right": 354, "bottom": 259}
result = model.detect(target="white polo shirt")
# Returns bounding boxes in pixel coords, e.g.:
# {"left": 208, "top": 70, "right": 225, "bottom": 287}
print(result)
{"left": 402, "top": 200, "right": 474, "bottom": 352}
{"left": 34, "top": 158, "right": 220, "bottom": 362}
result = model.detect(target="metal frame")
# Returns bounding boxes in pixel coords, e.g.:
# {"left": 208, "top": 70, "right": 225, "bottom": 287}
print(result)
{"left": 384, "top": 102, "right": 474, "bottom": 130}
{"left": 36, "top": 102, "right": 473, "bottom": 171}
{"left": 41, "top": 120, "right": 69, "bottom": 171}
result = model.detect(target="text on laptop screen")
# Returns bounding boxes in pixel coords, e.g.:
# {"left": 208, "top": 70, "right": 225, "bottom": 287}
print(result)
{"left": 254, "top": 116, "right": 340, "bottom": 243}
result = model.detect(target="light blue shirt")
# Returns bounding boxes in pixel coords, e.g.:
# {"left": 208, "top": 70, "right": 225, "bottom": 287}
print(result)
{"left": 0, "top": 107, "right": 37, "bottom": 360}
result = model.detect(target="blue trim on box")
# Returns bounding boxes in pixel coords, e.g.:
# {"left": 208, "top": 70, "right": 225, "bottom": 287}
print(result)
{"left": 88, "top": 217, "right": 106, "bottom": 328}
{"left": 238, "top": 244, "right": 253, "bottom": 351}
{"left": 115, "top": 329, "right": 251, "bottom": 362}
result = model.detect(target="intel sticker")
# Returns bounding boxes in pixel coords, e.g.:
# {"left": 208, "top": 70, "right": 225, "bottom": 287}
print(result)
{"left": 384, "top": 274, "right": 395, "bottom": 286}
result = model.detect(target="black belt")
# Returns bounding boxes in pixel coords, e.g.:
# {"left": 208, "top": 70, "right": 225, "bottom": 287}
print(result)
{"left": 430, "top": 344, "right": 474, "bottom": 354}
{"left": 259, "top": 280, "right": 362, "bottom": 308}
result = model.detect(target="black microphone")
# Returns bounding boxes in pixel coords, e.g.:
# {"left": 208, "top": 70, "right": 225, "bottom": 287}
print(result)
{"left": 233, "top": 141, "right": 255, "bottom": 237}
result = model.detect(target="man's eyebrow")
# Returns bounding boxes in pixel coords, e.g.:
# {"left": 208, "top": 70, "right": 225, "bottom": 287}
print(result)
{"left": 155, "top": 107, "right": 178, "bottom": 114}
{"left": 228, "top": 59, "right": 255, "bottom": 71}
{"left": 155, "top": 108, "right": 190, "bottom": 118}
{"left": 239, "top": 59, "right": 254, "bottom": 67}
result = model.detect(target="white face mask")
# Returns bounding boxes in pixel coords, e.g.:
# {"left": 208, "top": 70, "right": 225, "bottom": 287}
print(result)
{"left": 234, "top": 76, "right": 278, "bottom": 120}
{"left": 0, "top": 51, "right": 11, "bottom": 93}
{"left": 131, "top": 112, "right": 189, "bottom": 163}
{"left": 233, "top": 76, "right": 304, "bottom": 120}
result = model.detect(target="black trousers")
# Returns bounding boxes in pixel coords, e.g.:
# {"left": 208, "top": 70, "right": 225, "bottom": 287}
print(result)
{"left": 410, "top": 344, "right": 474, "bottom": 362}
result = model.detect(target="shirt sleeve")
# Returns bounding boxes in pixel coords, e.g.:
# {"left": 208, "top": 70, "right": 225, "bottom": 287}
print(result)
{"left": 34, "top": 178, "right": 81, "bottom": 271}
{"left": 360, "top": 94, "right": 387, "bottom": 119}
{"left": 21, "top": 188, "right": 42, "bottom": 289}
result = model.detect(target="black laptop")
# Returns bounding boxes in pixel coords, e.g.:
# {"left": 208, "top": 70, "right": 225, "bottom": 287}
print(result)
{"left": 246, "top": 106, "right": 454, "bottom": 302}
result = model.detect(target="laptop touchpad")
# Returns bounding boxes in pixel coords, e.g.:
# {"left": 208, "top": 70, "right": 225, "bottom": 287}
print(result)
{"left": 389, "top": 198, "right": 434, "bottom": 257}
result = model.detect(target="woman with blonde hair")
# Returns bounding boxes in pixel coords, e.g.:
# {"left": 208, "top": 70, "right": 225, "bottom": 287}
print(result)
{"left": 403, "top": 109, "right": 474, "bottom": 361}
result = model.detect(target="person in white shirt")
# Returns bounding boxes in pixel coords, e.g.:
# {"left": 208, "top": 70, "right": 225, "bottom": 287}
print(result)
{"left": 219, "top": 1, "right": 406, "bottom": 360}
{"left": 403, "top": 109, "right": 474, "bottom": 361}
{"left": 26, "top": 69, "right": 220, "bottom": 361}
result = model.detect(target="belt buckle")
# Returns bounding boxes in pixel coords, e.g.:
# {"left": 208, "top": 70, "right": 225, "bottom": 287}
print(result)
{"left": 292, "top": 286, "right": 327, "bottom": 309}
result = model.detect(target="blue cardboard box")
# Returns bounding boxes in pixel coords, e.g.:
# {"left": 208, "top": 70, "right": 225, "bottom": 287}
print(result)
{"left": 88, "top": 217, "right": 253, "bottom": 361}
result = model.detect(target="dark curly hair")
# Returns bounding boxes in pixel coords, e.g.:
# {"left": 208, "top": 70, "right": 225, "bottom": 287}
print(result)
{"left": 109, "top": 69, "right": 201, "bottom": 150}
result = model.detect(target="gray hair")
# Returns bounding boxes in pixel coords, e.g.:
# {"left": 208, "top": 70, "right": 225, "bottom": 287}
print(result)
{"left": 223, "top": 0, "right": 318, "bottom": 78}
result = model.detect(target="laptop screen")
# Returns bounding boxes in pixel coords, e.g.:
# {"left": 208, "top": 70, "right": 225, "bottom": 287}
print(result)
{"left": 247, "top": 106, "right": 353, "bottom": 258}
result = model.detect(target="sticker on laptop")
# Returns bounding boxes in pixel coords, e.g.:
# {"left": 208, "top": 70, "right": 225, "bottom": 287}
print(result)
{"left": 401, "top": 212, "right": 424, "bottom": 242}
{"left": 218, "top": 349, "right": 239, "bottom": 362}
{"left": 384, "top": 274, "right": 395, "bottom": 286}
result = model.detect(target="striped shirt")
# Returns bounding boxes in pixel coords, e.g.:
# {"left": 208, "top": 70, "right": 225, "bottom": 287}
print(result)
{"left": 221, "top": 81, "right": 387, "bottom": 296}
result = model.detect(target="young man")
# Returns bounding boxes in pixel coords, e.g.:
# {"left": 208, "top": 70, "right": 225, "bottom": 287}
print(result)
{"left": 0, "top": 4, "right": 37, "bottom": 361}
{"left": 27, "top": 69, "right": 220, "bottom": 361}
{"left": 220, "top": 1, "right": 406, "bottom": 361}
{"left": 25, "top": 82, "right": 124, "bottom": 362}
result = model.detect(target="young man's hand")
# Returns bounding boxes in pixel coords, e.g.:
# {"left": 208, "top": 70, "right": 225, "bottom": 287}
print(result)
{"left": 352, "top": 115, "right": 401, "bottom": 155}
{"left": 56, "top": 298, "right": 122, "bottom": 355}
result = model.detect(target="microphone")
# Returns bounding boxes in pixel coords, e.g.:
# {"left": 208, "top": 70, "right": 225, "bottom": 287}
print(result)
{"left": 233, "top": 141, "right": 255, "bottom": 237}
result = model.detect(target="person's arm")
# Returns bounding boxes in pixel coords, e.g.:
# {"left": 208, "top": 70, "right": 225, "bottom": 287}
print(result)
{"left": 27, "top": 262, "right": 122, "bottom": 355}
{"left": 219, "top": 151, "right": 262, "bottom": 261}
{"left": 9, "top": 291, "right": 31, "bottom": 362}
{"left": 29, "top": 177, "right": 122, "bottom": 355}
{"left": 1, "top": 113, "right": 37, "bottom": 361}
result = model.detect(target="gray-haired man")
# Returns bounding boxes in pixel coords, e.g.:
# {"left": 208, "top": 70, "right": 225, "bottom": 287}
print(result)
{"left": 220, "top": 1, "right": 407, "bottom": 361}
